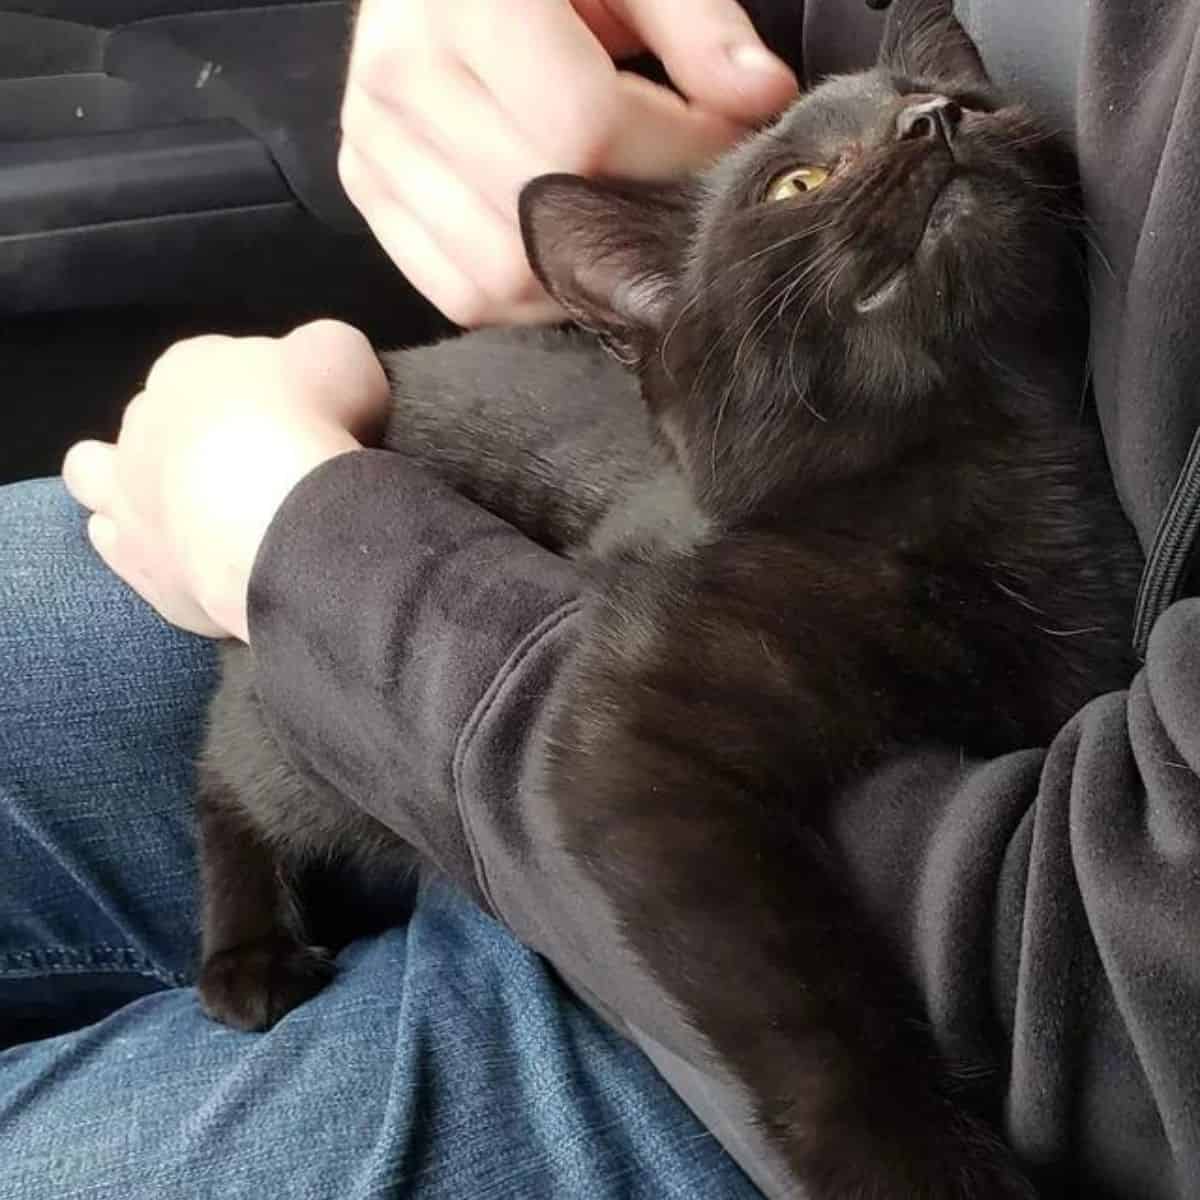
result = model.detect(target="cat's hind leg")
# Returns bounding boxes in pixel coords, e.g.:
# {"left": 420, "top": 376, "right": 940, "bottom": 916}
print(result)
{"left": 195, "top": 766, "right": 334, "bottom": 1032}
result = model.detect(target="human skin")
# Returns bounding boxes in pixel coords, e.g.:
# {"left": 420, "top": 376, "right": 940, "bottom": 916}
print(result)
{"left": 339, "top": 0, "right": 798, "bottom": 325}
{"left": 63, "top": 0, "right": 798, "bottom": 635}
{"left": 62, "top": 322, "right": 388, "bottom": 644}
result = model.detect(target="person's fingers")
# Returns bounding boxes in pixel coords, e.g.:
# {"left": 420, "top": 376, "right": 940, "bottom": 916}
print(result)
{"left": 503, "top": 295, "right": 568, "bottom": 325}
{"left": 339, "top": 117, "right": 563, "bottom": 325}
{"left": 567, "top": 0, "right": 644, "bottom": 58}
{"left": 605, "top": 72, "right": 748, "bottom": 178}
{"left": 342, "top": 0, "right": 773, "bottom": 323}
{"left": 88, "top": 512, "right": 226, "bottom": 638}
{"left": 338, "top": 120, "right": 544, "bottom": 324}
{"left": 339, "top": 143, "right": 483, "bottom": 325}
{"left": 444, "top": 0, "right": 622, "bottom": 172}
{"left": 86, "top": 511, "right": 151, "bottom": 600}
{"left": 368, "top": 57, "right": 558, "bottom": 222}
{"left": 62, "top": 439, "right": 117, "bottom": 516}
{"left": 607, "top": 0, "right": 798, "bottom": 121}
{"left": 111, "top": 398, "right": 164, "bottom": 526}
{"left": 144, "top": 334, "right": 234, "bottom": 395}
{"left": 85, "top": 495, "right": 161, "bottom": 611}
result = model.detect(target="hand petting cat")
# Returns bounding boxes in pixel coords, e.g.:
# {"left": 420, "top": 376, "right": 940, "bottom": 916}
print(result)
{"left": 58, "top": 0, "right": 797, "bottom": 646}
{"left": 338, "top": 0, "right": 798, "bottom": 327}
{"left": 62, "top": 322, "right": 388, "bottom": 645}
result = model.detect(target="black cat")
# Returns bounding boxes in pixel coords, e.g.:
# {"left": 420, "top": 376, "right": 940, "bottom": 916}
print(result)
{"left": 196, "top": 2, "right": 1140, "bottom": 1195}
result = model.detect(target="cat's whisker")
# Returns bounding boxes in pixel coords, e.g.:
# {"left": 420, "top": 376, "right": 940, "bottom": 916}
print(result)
{"left": 704, "top": 237, "right": 850, "bottom": 473}
{"left": 768, "top": 234, "right": 851, "bottom": 326}
{"left": 1082, "top": 227, "right": 1117, "bottom": 281}
{"left": 731, "top": 255, "right": 834, "bottom": 374}
{"left": 720, "top": 237, "right": 854, "bottom": 427}
{"left": 709, "top": 378, "right": 736, "bottom": 482}
{"left": 737, "top": 234, "right": 856, "bottom": 370}
{"left": 1079, "top": 342, "right": 1096, "bottom": 421}
{"left": 822, "top": 258, "right": 851, "bottom": 320}
{"left": 992, "top": 578, "right": 1046, "bottom": 614}
{"left": 786, "top": 241, "right": 856, "bottom": 330}
{"left": 662, "top": 224, "right": 842, "bottom": 378}
{"left": 1038, "top": 206, "right": 1116, "bottom": 282}
{"left": 786, "top": 318, "right": 830, "bottom": 423}
{"left": 692, "top": 258, "right": 808, "bottom": 389}
{"left": 661, "top": 291, "right": 706, "bottom": 381}
{"left": 739, "top": 236, "right": 846, "bottom": 330}
{"left": 774, "top": 248, "right": 842, "bottom": 332}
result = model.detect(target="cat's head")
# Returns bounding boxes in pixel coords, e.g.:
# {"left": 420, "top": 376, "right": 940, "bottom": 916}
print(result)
{"left": 519, "top": 0, "right": 1085, "bottom": 517}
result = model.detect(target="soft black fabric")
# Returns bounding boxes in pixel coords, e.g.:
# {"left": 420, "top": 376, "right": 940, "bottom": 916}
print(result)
{"left": 248, "top": 3, "right": 1200, "bottom": 1197}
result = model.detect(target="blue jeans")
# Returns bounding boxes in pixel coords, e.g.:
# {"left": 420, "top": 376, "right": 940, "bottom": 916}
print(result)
{"left": 0, "top": 479, "right": 759, "bottom": 1200}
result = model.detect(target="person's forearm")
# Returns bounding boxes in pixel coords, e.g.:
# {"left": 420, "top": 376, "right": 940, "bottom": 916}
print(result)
{"left": 247, "top": 449, "right": 586, "bottom": 905}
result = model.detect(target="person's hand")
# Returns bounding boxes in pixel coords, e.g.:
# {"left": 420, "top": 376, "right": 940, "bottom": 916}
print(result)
{"left": 340, "top": 0, "right": 798, "bottom": 327}
{"left": 62, "top": 321, "right": 388, "bottom": 644}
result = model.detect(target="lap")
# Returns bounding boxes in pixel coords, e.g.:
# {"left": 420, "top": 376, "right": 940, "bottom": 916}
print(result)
{"left": 1, "top": 879, "right": 756, "bottom": 1200}
{"left": 0, "top": 478, "right": 760, "bottom": 1199}
{"left": 0, "top": 478, "right": 217, "bottom": 1033}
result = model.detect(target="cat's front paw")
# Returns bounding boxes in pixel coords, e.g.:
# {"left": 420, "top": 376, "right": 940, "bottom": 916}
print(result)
{"left": 198, "top": 936, "right": 335, "bottom": 1031}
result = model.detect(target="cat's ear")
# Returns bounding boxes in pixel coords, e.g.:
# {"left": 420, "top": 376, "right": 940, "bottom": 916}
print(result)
{"left": 876, "top": 0, "right": 990, "bottom": 88}
{"left": 519, "top": 174, "right": 692, "bottom": 366}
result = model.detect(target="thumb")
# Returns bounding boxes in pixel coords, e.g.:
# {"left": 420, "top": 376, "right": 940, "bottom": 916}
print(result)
{"left": 605, "top": 73, "right": 747, "bottom": 177}
{"left": 608, "top": 0, "right": 798, "bottom": 122}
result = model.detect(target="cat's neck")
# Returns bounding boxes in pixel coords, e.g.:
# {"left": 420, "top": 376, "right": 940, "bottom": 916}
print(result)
{"left": 646, "top": 339, "right": 1084, "bottom": 528}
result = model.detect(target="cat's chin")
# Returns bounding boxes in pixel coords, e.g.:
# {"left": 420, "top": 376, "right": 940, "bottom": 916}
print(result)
{"left": 924, "top": 176, "right": 977, "bottom": 237}
{"left": 854, "top": 268, "right": 907, "bottom": 314}
{"left": 853, "top": 177, "right": 978, "bottom": 315}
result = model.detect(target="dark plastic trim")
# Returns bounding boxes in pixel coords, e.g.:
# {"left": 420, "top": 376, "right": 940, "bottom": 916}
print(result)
{"left": 0, "top": 73, "right": 200, "bottom": 139}
{"left": 0, "top": 200, "right": 300, "bottom": 313}
{"left": 0, "top": 120, "right": 288, "bottom": 234}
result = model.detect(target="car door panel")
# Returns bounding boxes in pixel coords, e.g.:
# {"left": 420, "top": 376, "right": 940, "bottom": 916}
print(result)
{"left": 0, "top": 1, "right": 412, "bottom": 315}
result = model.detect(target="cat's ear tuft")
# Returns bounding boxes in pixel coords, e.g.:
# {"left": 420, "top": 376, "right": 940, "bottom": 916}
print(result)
{"left": 519, "top": 175, "right": 692, "bottom": 365}
{"left": 876, "top": 0, "right": 990, "bottom": 88}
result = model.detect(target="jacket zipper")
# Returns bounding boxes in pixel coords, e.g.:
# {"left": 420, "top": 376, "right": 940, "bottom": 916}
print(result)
{"left": 1133, "top": 424, "right": 1200, "bottom": 658}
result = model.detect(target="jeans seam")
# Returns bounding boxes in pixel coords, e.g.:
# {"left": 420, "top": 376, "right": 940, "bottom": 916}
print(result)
{"left": 1, "top": 943, "right": 189, "bottom": 986}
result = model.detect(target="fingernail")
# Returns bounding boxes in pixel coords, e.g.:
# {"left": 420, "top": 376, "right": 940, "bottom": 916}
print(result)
{"left": 728, "top": 42, "right": 789, "bottom": 78}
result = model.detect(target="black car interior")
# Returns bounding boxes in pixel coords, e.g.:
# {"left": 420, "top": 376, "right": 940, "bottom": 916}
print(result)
{"left": 2, "top": 0, "right": 446, "bottom": 484}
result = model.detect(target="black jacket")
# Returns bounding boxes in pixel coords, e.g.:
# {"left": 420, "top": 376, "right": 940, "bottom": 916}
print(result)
{"left": 246, "top": 3, "right": 1200, "bottom": 1196}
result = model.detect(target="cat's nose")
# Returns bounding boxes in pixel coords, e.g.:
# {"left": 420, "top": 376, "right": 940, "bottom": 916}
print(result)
{"left": 895, "top": 96, "right": 962, "bottom": 147}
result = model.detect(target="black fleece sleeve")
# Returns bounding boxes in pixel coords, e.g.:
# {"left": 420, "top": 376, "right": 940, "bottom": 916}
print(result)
{"left": 246, "top": 450, "right": 585, "bottom": 910}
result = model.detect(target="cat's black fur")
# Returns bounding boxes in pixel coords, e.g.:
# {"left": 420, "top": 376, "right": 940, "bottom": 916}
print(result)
{"left": 196, "top": 2, "right": 1140, "bottom": 1194}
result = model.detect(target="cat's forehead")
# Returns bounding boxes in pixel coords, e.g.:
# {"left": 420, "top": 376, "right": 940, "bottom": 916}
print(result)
{"left": 703, "top": 70, "right": 903, "bottom": 200}
{"left": 771, "top": 72, "right": 903, "bottom": 150}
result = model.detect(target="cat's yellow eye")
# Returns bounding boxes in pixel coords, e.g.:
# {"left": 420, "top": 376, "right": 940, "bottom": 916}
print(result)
{"left": 765, "top": 166, "right": 830, "bottom": 202}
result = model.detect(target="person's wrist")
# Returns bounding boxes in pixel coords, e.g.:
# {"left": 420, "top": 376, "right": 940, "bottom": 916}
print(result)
{"left": 192, "top": 430, "right": 362, "bottom": 644}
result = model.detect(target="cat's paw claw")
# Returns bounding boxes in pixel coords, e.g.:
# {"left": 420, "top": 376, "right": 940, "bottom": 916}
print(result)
{"left": 198, "top": 936, "right": 334, "bottom": 1031}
